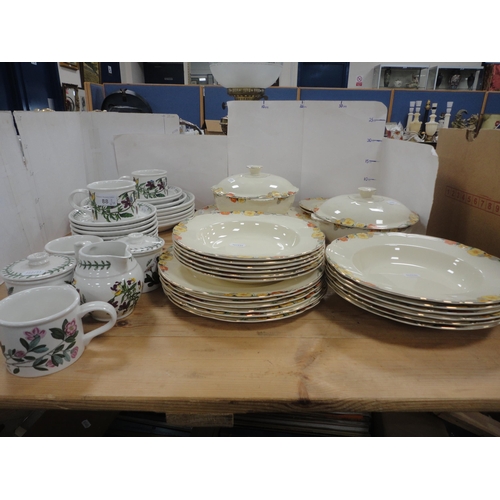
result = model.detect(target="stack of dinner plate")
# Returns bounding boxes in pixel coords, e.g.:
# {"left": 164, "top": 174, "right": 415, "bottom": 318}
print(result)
{"left": 159, "top": 246, "right": 326, "bottom": 323}
{"left": 325, "top": 232, "right": 500, "bottom": 330}
{"left": 160, "top": 211, "right": 327, "bottom": 322}
{"left": 69, "top": 202, "right": 158, "bottom": 240}
{"left": 147, "top": 186, "right": 195, "bottom": 231}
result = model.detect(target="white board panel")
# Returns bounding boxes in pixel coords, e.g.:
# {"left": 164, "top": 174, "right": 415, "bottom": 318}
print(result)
{"left": 113, "top": 134, "right": 228, "bottom": 209}
{"left": 81, "top": 113, "right": 181, "bottom": 182}
{"left": 0, "top": 112, "right": 39, "bottom": 277}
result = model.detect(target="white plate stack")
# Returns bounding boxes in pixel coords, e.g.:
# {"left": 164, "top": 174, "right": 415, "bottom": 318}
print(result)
{"left": 325, "top": 232, "right": 500, "bottom": 330}
{"left": 147, "top": 186, "right": 195, "bottom": 231}
{"left": 160, "top": 211, "right": 327, "bottom": 322}
{"left": 69, "top": 202, "right": 158, "bottom": 240}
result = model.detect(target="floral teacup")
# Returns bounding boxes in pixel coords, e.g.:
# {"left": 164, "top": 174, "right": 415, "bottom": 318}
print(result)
{"left": 120, "top": 169, "right": 168, "bottom": 199}
{"left": 0, "top": 285, "right": 117, "bottom": 377}
{"left": 68, "top": 179, "right": 138, "bottom": 223}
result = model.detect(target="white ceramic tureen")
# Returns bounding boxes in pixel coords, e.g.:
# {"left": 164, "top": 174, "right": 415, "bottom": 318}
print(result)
{"left": 1, "top": 252, "right": 76, "bottom": 296}
{"left": 212, "top": 165, "right": 299, "bottom": 214}
{"left": 311, "top": 187, "right": 419, "bottom": 242}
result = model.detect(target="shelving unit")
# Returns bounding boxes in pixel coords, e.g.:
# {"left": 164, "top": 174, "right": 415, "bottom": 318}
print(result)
{"left": 372, "top": 65, "right": 429, "bottom": 90}
{"left": 427, "top": 66, "right": 484, "bottom": 90}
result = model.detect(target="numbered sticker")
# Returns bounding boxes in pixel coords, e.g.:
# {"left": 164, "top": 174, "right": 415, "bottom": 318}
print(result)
{"left": 230, "top": 243, "right": 246, "bottom": 248}
{"left": 95, "top": 194, "right": 118, "bottom": 207}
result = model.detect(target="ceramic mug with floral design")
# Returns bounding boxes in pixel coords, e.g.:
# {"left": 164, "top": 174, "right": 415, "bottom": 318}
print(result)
{"left": 68, "top": 179, "right": 138, "bottom": 223}
{"left": 0, "top": 285, "right": 117, "bottom": 377}
{"left": 120, "top": 169, "right": 168, "bottom": 199}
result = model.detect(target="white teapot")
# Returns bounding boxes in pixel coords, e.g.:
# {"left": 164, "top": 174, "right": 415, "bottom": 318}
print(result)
{"left": 72, "top": 241, "right": 144, "bottom": 321}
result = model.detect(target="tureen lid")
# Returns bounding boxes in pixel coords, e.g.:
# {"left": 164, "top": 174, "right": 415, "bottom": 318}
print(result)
{"left": 211, "top": 165, "right": 299, "bottom": 200}
{"left": 116, "top": 233, "right": 165, "bottom": 255}
{"left": 314, "top": 187, "right": 419, "bottom": 230}
{"left": 1, "top": 252, "right": 75, "bottom": 283}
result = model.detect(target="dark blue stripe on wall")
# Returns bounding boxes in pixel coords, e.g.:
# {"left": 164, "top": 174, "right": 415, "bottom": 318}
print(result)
{"left": 90, "top": 84, "right": 104, "bottom": 111}
{"left": 484, "top": 92, "right": 500, "bottom": 114}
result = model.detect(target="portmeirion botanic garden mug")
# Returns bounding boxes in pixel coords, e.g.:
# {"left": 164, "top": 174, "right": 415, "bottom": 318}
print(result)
{"left": 0, "top": 285, "right": 117, "bottom": 377}
{"left": 68, "top": 179, "right": 138, "bottom": 222}
{"left": 120, "top": 169, "right": 168, "bottom": 199}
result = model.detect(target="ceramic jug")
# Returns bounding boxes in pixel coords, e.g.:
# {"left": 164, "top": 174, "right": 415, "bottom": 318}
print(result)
{"left": 72, "top": 241, "right": 144, "bottom": 321}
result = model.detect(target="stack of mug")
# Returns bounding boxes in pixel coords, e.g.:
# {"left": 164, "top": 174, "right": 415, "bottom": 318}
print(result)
{"left": 120, "top": 169, "right": 195, "bottom": 231}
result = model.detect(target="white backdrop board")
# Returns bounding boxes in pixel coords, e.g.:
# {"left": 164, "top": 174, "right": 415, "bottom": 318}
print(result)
{"left": 113, "top": 134, "right": 228, "bottom": 209}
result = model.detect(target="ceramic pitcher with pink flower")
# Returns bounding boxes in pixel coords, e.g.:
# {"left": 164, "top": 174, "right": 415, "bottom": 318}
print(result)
{"left": 73, "top": 241, "right": 144, "bottom": 321}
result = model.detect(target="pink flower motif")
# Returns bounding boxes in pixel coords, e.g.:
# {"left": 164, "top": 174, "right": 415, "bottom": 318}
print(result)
{"left": 46, "top": 360, "right": 55, "bottom": 368}
{"left": 64, "top": 319, "right": 78, "bottom": 337}
{"left": 24, "top": 327, "right": 46, "bottom": 341}
{"left": 14, "top": 350, "right": 26, "bottom": 358}
{"left": 71, "top": 347, "right": 79, "bottom": 359}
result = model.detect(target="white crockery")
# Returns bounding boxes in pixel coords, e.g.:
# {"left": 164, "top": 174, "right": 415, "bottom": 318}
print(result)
{"left": 1, "top": 252, "right": 76, "bottom": 296}
{"left": 173, "top": 212, "right": 324, "bottom": 260}
{"left": 45, "top": 235, "right": 103, "bottom": 256}
{"left": 212, "top": 166, "right": 298, "bottom": 214}
{"left": 68, "top": 179, "right": 138, "bottom": 222}
{"left": 69, "top": 202, "right": 156, "bottom": 227}
{"left": 0, "top": 285, "right": 117, "bottom": 377}
{"left": 209, "top": 62, "right": 283, "bottom": 89}
{"left": 120, "top": 169, "right": 168, "bottom": 199}
{"left": 73, "top": 241, "right": 144, "bottom": 320}
{"left": 326, "top": 232, "right": 500, "bottom": 305}
{"left": 115, "top": 233, "right": 165, "bottom": 293}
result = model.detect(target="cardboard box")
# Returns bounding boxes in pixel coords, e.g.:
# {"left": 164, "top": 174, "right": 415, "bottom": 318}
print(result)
{"left": 427, "top": 128, "right": 500, "bottom": 258}
{"left": 204, "top": 119, "right": 224, "bottom": 135}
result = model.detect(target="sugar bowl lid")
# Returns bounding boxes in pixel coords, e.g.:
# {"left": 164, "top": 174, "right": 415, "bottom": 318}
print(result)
{"left": 315, "top": 187, "right": 419, "bottom": 230}
{"left": 116, "top": 233, "right": 165, "bottom": 255}
{"left": 212, "top": 165, "right": 299, "bottom": 200}
{"left": 1, "top": 252, "right": 76, "bottom": 283}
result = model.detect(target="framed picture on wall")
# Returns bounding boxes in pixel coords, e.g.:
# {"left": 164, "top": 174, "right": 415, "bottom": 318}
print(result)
{"left": 60, "top": 62, "right": 79, "bottom": 70}
{"left": 80, "top": 62, "right": 101, "bottom": 84}
{"left": 62, "top": 83, "right": 79, "bottom": 111}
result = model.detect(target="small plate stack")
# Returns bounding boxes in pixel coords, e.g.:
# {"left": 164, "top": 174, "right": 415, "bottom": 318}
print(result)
{"left": 147, "top": 186, "right": 195, "bottom": 231}
{"left": 160, "top": 211, "right": 327, "bottom": 322}
{"left": 325, "top": 232, "right": 500, "bottom": 330}
{"left": 69, "top": 202, "right": 158, "bottom": 240}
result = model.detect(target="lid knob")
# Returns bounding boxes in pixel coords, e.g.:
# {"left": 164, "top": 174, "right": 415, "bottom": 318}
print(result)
{"left": 358, "top": 187, "right": 376, "bottom": 199}
{"left": 27, "top": 252, "right": 50, "bottom": 267}
{"left": 247, "top": 165, "right": 263, "bottom": 176}
{"left": 127, "top": 233, "right": 144, "bottom": 243}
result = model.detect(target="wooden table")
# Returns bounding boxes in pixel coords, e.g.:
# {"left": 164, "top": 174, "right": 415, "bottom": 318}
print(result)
{"left": 2, "top": 230, "right": 500, "bottom": 418}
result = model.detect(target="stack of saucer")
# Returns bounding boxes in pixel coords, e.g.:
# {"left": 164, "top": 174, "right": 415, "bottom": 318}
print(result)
{"left": 147, "top": 186, "right": 196, "bottom": 231}
{"left": 69, "top": 202, "right": 158, "bottom": 240}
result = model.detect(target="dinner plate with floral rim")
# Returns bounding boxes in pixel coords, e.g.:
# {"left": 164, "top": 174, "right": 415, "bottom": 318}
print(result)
{"left": 158, "top": 246, "right": 324, "bottom": 298}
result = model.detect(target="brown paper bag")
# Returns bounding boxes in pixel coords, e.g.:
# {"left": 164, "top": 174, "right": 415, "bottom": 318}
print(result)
{"left": 427, "top": 128, "right": 500, "bottom": 257}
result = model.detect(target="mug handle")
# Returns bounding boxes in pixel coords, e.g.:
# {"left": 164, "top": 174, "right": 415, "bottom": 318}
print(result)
{"left": 68, "top": 188, "right": 90, "bottom": 211}
{"left": 77, "top": 302, "right": 117, "bottom": 347}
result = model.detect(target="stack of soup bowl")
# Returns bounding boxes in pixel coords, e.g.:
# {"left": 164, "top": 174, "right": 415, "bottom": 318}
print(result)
{"left": 67, "top": 179, "right": 158, "bottom": 240}
{"left": 120, "top": 169, "right": 195, "bottom": 231}
{"left": 159, "top": 211, "right": 327, "bottom": 322}
{"left": 325, "top": 232, "right": 500, "bottom": 330}
{"left": 307, "top": 187, "right": 419, "bottom": 243}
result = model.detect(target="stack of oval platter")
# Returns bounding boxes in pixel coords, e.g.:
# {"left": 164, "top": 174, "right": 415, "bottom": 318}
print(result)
{"left": 159, "top": 210, "right": 327, "bottom": 322}
{"left": 146, "top": 186, "right": 196, "bottom": 231}
{"left": 69, "top": 202, "right": 158, "bottom": 240}
{"left": 325, "top": 232, "right": 500, "bottom": 330}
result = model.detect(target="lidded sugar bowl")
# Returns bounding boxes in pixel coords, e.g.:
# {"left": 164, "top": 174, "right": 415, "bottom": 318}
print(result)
{"left": 115, "top": 232, "right": 165, "bottom": 293}
{"left": 1, "top": 252, "right": 76, "bottom": 296}
{"left": 211, "top": 165, "right": 299, "bottom": 214}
